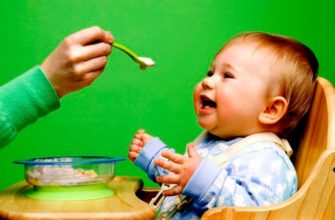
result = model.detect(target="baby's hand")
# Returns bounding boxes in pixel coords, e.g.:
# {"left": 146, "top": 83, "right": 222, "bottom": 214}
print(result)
{"left": 154, "top": 143, "right": 202, "bottom": 196}
{"left": 128, "top": 129, "right": 153, "bottom": 162}
{"left": 41, "top": 26, "right": 114, "bottom": 98}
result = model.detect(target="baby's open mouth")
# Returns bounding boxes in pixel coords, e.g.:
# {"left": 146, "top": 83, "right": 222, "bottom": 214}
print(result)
{"left": 200, "top": 95, "right": 217, "bottom": 108}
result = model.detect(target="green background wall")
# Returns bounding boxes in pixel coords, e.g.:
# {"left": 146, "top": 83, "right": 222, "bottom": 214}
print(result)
{"left": 0, "top": 0, "right": 334, "bottom": 190}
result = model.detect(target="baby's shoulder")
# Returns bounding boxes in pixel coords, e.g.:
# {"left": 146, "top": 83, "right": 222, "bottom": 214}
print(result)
{"left": 230, "top": 141, "right": 295, "bottom": 170}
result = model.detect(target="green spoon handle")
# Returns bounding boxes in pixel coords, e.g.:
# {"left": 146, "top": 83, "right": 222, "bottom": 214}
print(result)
{"left": 112, "top": 42, "right": 139, "bottom": 62}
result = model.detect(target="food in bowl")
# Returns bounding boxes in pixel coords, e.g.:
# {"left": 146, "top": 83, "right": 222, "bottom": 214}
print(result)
{"left": 14, "top": 156, "right": 124, "bottom": 186}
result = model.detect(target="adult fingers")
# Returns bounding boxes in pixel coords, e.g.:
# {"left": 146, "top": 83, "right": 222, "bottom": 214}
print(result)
{"left": 72, "top": 68, "right": 104, "bottom": 90}
{"left": 81, "top": 68, "right": 104, "bottom": 82}
{"left": 74, "top": 56, "right": 108, "bottom": 77}
{"left": 77, "top": 42, "right": 112, "bottom": 61}
{"left": 68, "top": 26, "right": 114, "bottom": 45}
{"left": 62, "top": 72, "right": 100, "bottom": 92}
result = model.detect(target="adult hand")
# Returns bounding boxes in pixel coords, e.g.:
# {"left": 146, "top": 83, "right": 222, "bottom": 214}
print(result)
{"left": 155, "top": 143, "right": 202, "bottom": 196}
{"left": 41, "top": 26, "right": 114, "bottom": 98}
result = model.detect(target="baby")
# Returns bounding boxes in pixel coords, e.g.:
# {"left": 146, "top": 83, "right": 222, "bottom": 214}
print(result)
{"left": 128, "top": 32, "right": 318, "bottom": 219}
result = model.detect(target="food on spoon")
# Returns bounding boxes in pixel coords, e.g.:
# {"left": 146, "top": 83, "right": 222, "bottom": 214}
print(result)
{"left": 138, "top": 57, "right": 155, "bottom": 70}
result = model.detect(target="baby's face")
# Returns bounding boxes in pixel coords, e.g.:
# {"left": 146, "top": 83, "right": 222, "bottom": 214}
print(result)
{"left": 193, "top": 42, "right": 275, "bottom": 138}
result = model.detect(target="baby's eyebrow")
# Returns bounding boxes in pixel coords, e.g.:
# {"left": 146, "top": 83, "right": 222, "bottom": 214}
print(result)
{"left": 211, "top": 62, "right": 236, "bottom": 72}
{"left": 221, "top": 63, "right": 235, "bottom": 70}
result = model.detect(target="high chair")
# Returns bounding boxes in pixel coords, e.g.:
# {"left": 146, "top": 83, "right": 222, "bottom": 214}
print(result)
{"left": 137, "top": 77, "right": 335, "bottom": 220}
{"left": 202, "top": 77, "right": 335, "bottom": 219}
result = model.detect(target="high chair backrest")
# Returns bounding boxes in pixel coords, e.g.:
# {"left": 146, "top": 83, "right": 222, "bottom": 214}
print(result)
{"left": 202, "top": 77, "right": 335, "bottom": 220}
{"left": 294, "top": 77, "right": 335, "bottom": 188}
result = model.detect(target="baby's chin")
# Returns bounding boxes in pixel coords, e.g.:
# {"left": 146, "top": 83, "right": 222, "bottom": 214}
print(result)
{"left": 197, "top": 122, "right": 227, "bottom": 138}
{"left": 197, "top": 118, "right": 210, "bottom": 129}
{"left": 198, "top": 120, "right": 217, "bottom": 133}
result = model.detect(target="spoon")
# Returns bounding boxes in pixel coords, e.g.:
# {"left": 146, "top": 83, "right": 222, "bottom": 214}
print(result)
{"left": 112, "top": 42, "right": 155, "bottom": 70}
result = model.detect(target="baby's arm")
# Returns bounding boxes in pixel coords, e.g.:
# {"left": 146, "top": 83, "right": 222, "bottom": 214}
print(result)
{"left": 154, "top": 143, "right": 202, "bottom": 196}
{"left": 180, "top": 145, "right": 297, "bottom": 212}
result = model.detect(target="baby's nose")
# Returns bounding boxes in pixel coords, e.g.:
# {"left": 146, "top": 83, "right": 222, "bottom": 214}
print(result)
{"left": 201, "top": 76, "right": 215, "bottom": 90}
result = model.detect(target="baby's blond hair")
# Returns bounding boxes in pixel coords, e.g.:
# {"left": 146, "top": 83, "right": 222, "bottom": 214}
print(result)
{"left": 220, "top": 32, "right": 318, "bottom": 137}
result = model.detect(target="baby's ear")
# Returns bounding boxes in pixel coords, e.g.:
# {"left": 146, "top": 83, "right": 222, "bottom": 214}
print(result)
{"left": 258, "top": 96, "right": 288, "bottom": 125}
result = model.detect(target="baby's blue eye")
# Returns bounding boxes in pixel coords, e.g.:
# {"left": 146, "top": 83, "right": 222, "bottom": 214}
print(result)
{"left": 207, "top": 70, "right": 214, "bottom": 77}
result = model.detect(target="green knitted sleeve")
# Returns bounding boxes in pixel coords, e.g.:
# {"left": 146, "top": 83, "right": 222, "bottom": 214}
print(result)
{"left": 0, "top": 66, "right": 60, "bottom": 147}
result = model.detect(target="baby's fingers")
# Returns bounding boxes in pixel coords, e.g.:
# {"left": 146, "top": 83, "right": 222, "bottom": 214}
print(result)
{"left": 129, "top": 144, "right": 142, "bottom": 153}
{"left": 128, "top": 152, "right": 138, "bottom": 162}
{"left": 156, "top": 174, "right": 180, "bottom": 185}
{"left": 161, "top": 151, "right": 186, "bottom": 164}
{"left": 131, "top": 138, "right": 143, "bottom": 147}
{"left": 137, "top": 129, "right": 145, "bottom": 134}
{"left": 163, "top": 185, "right": 183, "bottom": 196}
{"left": 187, "top": 142, "right": 199, "bottom": 158}
{"left": 154, "top": 158, "right": 180, "bottom": 174}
